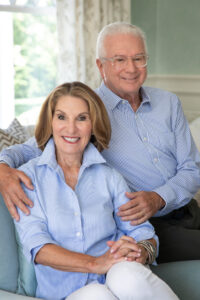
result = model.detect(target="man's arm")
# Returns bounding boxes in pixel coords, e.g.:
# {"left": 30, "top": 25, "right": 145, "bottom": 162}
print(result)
{"left": 118, "top": 100, "right": 200, "bottom": 224}
{"left": 0, "top": 137, "right": 42, "bottom": 220}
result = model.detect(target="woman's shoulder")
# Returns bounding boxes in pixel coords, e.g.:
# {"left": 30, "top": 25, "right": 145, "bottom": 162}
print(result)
{"left": 18, "top": 156, "right": 40, "bottom": 177}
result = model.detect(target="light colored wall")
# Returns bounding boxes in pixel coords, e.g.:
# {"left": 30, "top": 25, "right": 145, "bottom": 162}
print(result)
{"left": 131, "top": 0, "right": 200, "bottom": 75}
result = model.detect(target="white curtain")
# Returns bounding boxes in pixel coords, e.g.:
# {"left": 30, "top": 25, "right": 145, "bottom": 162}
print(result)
{"left": 56, "top": 0, "right": 131, "bottom": 89}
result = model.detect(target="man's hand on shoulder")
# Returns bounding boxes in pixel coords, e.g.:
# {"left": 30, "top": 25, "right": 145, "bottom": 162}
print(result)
{"left": 0, "top": 163, "right": 34, "bottom": 221}
{"left": 117, "top": 191, "right": 165, "bottom": 225}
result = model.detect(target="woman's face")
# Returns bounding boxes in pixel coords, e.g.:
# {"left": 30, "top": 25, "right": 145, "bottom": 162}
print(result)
{"left": 52, "top": 95, "right": 92, "bottom": 163}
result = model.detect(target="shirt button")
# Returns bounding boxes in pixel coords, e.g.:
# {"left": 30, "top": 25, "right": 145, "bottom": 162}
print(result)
{"left": 154, "top": 158, "right": 158, "bottom": 163}
{"left": 74, "top": 212, "right": 79, "bottom": 216}
{"left": 143, "top": 137, "right": 147, "bottom": 142}
{"left": 76, "top": 232, "right": 81, "bottom": 237}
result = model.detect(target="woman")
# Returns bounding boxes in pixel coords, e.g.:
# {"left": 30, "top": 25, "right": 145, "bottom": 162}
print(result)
{"left": 14, "top": 82, "right": 178, "bottom": 300}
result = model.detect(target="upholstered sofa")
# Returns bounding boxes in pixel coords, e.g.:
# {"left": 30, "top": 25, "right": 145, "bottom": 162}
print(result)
{"left": 1, "top": 192, "right": 200, "bottom": 300}
{"left": 0, "top": 118, "right": 200, "bottom": 299}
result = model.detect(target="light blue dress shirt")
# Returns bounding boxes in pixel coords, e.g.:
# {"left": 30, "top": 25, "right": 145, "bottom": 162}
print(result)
{"left": 96, "top": 83, "right": 200, "bottom": 216}
{"left": 14, "top": 138, "right": 157, "bottom": 300}
{"left": 1, "top": 83, "right": 200, "bottom": 216}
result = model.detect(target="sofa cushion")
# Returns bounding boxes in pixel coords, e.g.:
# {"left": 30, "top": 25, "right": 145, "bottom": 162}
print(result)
{"left": 15, "top": 231, "right": 37, "bottom": 297}
{"left": 151, "top": 260, "right": 200, "bottom": 300}
{"left": 190, "top": 117, "right": 200, "bottom": 152}
{"left": 0, "top": 193, "right": 19, "bottom": 292}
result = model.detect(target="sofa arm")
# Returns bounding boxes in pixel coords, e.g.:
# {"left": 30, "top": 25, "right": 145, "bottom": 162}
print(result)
{"left": 0, "top": 290, "right": 41, "bottom": 299}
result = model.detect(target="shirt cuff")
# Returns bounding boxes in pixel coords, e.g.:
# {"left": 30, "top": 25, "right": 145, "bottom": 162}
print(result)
{"left": 153, "top": 185, "right": 176, "bottom": 216}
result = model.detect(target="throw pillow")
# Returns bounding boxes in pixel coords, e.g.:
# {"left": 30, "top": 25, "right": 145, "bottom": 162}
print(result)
{"left": 0, "top": 129, "right": 21, "bottom": 151}
{"left": 5, "top": 118, "right": 28, "bottom": 143}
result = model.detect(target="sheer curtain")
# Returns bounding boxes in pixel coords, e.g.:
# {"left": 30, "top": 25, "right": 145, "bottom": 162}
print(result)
{"left": 56, "top": 0, "right": 130, "bottom": 89}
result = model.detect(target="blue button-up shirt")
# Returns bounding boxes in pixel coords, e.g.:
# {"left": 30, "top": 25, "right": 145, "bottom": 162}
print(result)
{"left": 14, "top": 139, "right": 157, "bottom": 300}
{"left": 96, "top": 83, "right": 200, "bottom": 216}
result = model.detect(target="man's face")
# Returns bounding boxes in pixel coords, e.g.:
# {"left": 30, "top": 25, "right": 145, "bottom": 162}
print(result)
{"left": 96, "top": 34, "right": 147, "bottom": 100}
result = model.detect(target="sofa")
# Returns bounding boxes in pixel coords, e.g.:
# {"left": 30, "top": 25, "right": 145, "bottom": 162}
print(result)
{"left": 0, "top": 118, "right": 200, "bottom": 299}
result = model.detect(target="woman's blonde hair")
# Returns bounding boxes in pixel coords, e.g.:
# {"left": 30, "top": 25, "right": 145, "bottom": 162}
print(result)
{"left": 35, "top": 81, "right": 111, "bottom": 152}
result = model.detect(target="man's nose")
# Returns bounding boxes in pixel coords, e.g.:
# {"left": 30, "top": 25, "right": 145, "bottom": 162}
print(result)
{"left": 125, "top": 57, "right": 137, "bottom": 72}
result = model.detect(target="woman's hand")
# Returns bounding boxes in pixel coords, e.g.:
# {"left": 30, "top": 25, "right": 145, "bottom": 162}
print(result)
{"left": 107, "top": 236, "right": 149, "bottom": 264}
{"left": 0, "top": 163, "right": 34, "bottom": 221}
{"left": 91, "top": 248, "right": 127, "bottom": 274}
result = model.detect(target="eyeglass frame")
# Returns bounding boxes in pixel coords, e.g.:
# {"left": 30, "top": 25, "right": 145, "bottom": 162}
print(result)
{"left": 100, "top": 54, "right": 149, "bottom": 69}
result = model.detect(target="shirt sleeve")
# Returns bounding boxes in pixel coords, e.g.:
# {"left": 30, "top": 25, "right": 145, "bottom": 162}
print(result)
{"left": 14, "top": 171, "right": 57, "bottom": 263}
{"left": 153, "top": 100, "right": 200, "bottom": 216}
{"left": 111, "top": 168, "right": 159, "bottom": 248}
{"left": 0, "top": 137, "right": 42, "bottom": 168}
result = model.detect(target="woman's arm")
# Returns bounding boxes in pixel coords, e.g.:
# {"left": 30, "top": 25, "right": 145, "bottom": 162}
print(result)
{"left": 35, "top": 243, "right": 126, "bottom": 275}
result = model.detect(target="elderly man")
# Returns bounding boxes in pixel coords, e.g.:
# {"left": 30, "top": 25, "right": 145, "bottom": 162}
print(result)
{"left": 0, "top": 22, "right": 200, "bottom": 263}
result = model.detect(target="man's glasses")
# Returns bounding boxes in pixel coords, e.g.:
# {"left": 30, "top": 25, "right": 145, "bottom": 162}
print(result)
{"left": 100, "top": 54, "right": 149, "bottom": 69}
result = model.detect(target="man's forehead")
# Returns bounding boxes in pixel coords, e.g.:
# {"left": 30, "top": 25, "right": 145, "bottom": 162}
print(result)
{"left": 103, "top": 33, "right": 145, "bottom": 55}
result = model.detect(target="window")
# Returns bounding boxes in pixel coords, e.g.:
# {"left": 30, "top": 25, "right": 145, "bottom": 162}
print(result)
{"left": 0, "top": 0, "right": 57, "bottom": 128}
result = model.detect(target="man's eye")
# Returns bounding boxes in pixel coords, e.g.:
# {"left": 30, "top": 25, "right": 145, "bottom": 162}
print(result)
{"left": 58, "top": 115, "right": 65, "bottom": 120}
{"left": 115, "top": 57, "right": 125, "bottom": 63}
{"left": 135, "top": 57, "right": 142, "bottom": 61}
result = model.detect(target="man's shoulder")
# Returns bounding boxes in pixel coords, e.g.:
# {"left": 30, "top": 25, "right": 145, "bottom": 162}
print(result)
{"left": 142, "top": 86, "right": 180, "bottom": 106}
{"left": 143, "top": 85, "right": 177, "bottom": 98}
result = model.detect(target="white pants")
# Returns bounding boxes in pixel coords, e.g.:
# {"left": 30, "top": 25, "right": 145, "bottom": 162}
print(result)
{"left": 66, "top": 261, "right": 179, "bottom": 300}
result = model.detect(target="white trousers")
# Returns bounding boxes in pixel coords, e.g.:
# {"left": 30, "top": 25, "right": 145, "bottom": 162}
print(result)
{"left": 66, "top": 261, "right": 179, "bottom": 300}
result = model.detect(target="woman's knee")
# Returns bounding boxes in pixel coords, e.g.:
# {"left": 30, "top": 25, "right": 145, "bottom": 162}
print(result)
{"left": 106, "top": 261, "right": 179, "bottom": 300}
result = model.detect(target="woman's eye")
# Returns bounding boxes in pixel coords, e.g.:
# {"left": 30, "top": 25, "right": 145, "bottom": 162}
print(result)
{"left": 78, "top": 115, "right": 87, "bottom": 121}
{"left": 58, "top": 114, "right": 65, "bottom": 120}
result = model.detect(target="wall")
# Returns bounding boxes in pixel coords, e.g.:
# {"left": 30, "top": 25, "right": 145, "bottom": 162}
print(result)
{"left": 131, "top": 0, "right": 200, "bottom": 121}
{"left": 131, "top": 0, "right": 200, "bottom": 75}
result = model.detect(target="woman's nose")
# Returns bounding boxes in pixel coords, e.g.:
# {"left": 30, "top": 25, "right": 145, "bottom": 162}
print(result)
{"left": 67, "top": 120, "right": 76, "bottom": 134}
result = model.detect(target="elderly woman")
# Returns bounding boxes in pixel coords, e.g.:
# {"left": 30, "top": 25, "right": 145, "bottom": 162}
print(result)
{"left": 14, "top": 82, "right": 178, "bottom": 300}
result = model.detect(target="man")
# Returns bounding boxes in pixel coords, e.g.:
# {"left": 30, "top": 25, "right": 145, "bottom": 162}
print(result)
{"left": 0, "top": 22, "right": 200, "bottom": 263}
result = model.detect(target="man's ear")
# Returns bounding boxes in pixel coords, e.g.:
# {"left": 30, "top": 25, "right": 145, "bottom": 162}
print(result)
{"left": 96, "top": 59, "right": 104, "bottom": 79}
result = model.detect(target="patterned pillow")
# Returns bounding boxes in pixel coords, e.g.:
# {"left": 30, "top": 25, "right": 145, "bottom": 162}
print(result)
{"left": 0, "top": 129, "right": 21, "bottom": 151}
{"left": 5, "top": 118, "right": 28, "bottom": 143}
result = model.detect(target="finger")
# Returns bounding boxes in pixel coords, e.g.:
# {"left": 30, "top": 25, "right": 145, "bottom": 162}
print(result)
{"left": 6, "top": 194, "right": 31, "bottom": 217}
{"left": 130, "top": 213, "right": 152, "bottom": 225}
{"left": 119, "top": 235, "right": 136, "bottom": 244}
{"left": 118, "top": 205, "right": 146, "bottom": 221}
{"left": 107, "top": 240, "right": 115, "bottom": 248}
{"left": 110, "top": 239, "right": 124, "bottom": 253}
{"left": 118, "top": 199, "right": 138, "bottom": 212}
{"left": 15, "top": 190, "right": 34, "bottom": 208}
{"left": 17, "top": 170, "right": 34, "bottom": 190}
{"left": 125, "top": 191, "right": 137, "bottom": 199}
{"left": 4, "top": 197, "right": 20, "bottom": 221}
{"left": 114, "top": 248, "right": 133, "bottom": 259}
{"left": 115, "top": 242, "right": 141, "bottom": 254}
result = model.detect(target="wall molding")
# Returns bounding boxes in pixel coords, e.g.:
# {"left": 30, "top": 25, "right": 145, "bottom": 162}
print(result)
{"left": 145, "top": 75, "right": 200, "bottom": 122}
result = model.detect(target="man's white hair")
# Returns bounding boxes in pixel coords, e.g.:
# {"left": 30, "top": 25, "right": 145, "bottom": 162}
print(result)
{"left": 96, "top": 22, "right": 148, "bottom": 59}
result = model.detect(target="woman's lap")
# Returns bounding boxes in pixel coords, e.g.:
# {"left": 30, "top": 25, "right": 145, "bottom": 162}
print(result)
{"left": 66, "top": 261, "right": 179, "bottom": 300}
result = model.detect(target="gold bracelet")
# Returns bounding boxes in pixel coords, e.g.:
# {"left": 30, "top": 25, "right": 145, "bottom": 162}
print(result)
{"left": 137, "top": 240, "right": 157, "bottom": 264}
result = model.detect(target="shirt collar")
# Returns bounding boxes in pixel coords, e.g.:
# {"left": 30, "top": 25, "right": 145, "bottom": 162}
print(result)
{"left": 37, "top": 138, "right": 106, "bottom": 170}
{"left": 99, "top": 81, "right": 151, "bottom": 110}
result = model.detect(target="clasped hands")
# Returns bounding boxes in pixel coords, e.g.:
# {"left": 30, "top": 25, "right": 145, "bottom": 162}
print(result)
{"left": 107, "top": 235, "right": 148, "bottom": 264}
